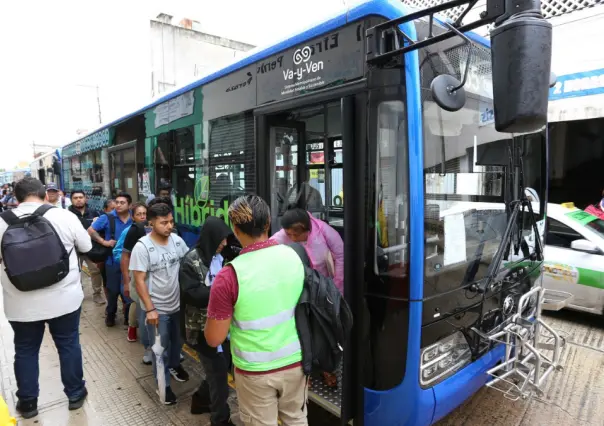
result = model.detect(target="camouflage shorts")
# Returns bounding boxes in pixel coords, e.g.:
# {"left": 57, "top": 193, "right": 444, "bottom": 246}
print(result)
{"left": 185, "top": 305, "right": 208, "bottom": 346}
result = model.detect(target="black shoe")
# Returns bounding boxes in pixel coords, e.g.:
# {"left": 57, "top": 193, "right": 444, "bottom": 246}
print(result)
{"left": 105, "top": 315, "right": 115, "bottom": 327}
{"left": 156, "top": 386, "right": 177, "bottom": 405}
{"left": 68, "top": 388, "right": 88, "bottom": 410}
{"left": 190, "top": 387, "right": 210, "bottom": 415}
{"left": 16, "top": 399, "right": 38, "bottom": 419}
{"left": 169, "top": 365, "right": 190, "bottom": 382}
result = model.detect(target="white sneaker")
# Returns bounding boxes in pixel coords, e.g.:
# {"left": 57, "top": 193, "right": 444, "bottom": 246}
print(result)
{"left": 142, "top": 349, "right": 153, "bottom": 365}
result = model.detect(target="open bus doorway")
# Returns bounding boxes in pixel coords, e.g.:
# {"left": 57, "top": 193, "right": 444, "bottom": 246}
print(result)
{"left": 267, "top": 102, "right": 344, "bottom": 236}
{"left": 109, "top": 141, "right": 138, "bottom": 199}
{"left": 262, "top": 100, "right": 349, "bottom": 417}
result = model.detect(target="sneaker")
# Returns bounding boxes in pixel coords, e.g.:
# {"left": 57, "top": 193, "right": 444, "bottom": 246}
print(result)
{"left": 142, "top": 349, "right": 153, "bottom": 365}
{"left": 127, "top": 326, "right": 137, "bottom": 342}
{"left": 68, "top": 388, "right": 88, "bottom": 411}
{"left": 92, "top": 293, "right": 106, "bottom": 305}
{"left": 156, "top": 386, "right": 177, "bottom": 405}
{"left": 169, "top": 365, "right": 190, "bottom": 382}
{"left": 16, "top": 399, "right": 38, "bottom": 419}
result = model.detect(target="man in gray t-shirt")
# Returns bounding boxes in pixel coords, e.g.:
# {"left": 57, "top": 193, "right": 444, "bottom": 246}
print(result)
{"left": 130, "top": 234, "right": 187, "bottom": 314}
{"left": 130, "top": 203, "right": 190, "bottom": 405}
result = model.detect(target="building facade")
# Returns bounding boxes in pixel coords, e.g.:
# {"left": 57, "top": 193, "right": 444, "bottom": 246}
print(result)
{"left": 150, "top": 13, "right": 255, "bottom": 97}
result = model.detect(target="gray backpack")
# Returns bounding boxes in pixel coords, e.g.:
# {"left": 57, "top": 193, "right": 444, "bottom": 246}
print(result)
{"left": 136, "top": 234, "right": 183, "bottom": 295}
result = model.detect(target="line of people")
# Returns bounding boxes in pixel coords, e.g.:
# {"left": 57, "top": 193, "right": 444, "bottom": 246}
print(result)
{"left": 0, "top": 177, "right": 346, "bottom": 426}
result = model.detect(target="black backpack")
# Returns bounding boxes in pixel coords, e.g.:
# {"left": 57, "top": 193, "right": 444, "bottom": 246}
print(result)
{"left": 289, "top": 243, "right": 353, "bottom": 375}
{"left": 86, "top": 213, "right": 116, "bottom": 263}
{"left": 0, "top": 205, "right": 72, "bottom": 292}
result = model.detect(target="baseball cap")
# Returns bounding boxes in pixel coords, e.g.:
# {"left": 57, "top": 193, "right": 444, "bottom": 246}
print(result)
{"left": 46, "top": 183, "right": 59, "bottom": 191}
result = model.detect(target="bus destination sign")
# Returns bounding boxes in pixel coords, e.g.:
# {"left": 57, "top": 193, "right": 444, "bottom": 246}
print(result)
{"left": 256, "top": 22, "right": 365, "bottom": 104}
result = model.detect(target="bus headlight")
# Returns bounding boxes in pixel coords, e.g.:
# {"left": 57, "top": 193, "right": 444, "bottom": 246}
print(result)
{"left": 420, "top": 332, "right": 471, "bottom": 387}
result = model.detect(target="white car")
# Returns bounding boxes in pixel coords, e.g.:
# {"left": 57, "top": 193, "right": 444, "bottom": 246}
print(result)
{"left": 541, "top": 203, "right": 604, "bottom": 315}
{"left": 437, "top": 199, "right": 604, "bottom": 314}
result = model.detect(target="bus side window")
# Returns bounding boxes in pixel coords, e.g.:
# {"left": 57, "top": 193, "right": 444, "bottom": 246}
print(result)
{"left": 154, "top": 131, "right": 173, "bottom": 193}
{"left": 327, "top": 139, "right": 344, "bottom": 230}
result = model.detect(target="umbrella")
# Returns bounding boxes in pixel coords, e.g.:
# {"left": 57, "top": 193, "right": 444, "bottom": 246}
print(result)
{"left": 152, "top": 326, "right": 166, "bottom": 403}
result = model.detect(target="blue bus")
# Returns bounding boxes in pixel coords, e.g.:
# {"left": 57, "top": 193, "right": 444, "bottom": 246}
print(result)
{"left": 60, "top": 0, "right": 564, "bottom": 423}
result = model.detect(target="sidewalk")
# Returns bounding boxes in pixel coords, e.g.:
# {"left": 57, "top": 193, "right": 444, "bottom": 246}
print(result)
{"left": 0, "top": 275, "right": 243, "bottom": 426}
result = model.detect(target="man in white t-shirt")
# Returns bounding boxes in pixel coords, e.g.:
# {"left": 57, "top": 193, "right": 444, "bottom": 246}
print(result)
{"left": 130, "top": 202, "right": 189, "bottom": 405}
{"left": 0, "top": 177, "right": 92, "bottom": 420}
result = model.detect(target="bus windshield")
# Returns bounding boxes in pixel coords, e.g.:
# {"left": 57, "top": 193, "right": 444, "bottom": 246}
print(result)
{"left": 418, "top": 26, "right": 545, "bottom": 298}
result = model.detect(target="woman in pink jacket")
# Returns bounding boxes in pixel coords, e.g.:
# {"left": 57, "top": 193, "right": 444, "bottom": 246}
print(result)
{"left": 271, "top": 207, "right": 344, "bottom": 295}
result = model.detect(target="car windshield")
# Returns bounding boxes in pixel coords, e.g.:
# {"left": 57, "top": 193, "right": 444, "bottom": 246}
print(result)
{"left": 417, "top": 22, "right": 546, "bottom": 297}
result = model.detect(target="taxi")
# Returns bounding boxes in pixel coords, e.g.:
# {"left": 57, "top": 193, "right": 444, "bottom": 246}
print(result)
{"left": 541, "top": 202, "right": 604, "bottom": 314}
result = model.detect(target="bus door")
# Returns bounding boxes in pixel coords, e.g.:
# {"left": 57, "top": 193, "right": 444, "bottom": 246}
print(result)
{"left": 258, "top": 98, "right": 366, "bottom": 424}
{"left": 266, "top": 119, "right": 306, "bottom": 232}
{"left": 108, "top": 140, "right": 138, "bottom": 199}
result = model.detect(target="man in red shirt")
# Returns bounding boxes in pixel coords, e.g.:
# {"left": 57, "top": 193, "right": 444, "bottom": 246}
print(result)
{"left": 205, "top": 195, "right": 307, "bottom": 426}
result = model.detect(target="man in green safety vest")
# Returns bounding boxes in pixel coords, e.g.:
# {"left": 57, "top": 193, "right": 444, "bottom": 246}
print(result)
{"left": 205, "top": 195, "right": 308, "bottom": 426}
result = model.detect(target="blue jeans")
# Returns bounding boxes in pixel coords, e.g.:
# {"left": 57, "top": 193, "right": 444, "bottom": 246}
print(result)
{"left": 138, "top": 303, "right": 151, "bottom": 348}
{"left": 9, "top": 308, "right": 86, "bottom": 402}
{"left": 145, "top": 311, "right": 182, "bottom": 387}
{"left": 105, "top": 262, "right": 132, "bottom": 320}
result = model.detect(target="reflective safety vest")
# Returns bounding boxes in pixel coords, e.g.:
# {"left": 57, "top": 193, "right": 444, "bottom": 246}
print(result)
{"left": 229, "top": 244, "right": 304, "bottom": 372}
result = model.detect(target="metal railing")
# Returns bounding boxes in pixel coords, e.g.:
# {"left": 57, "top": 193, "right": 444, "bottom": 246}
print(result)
{"left": 472, "top": 286, "right": 572, "bottom": 401}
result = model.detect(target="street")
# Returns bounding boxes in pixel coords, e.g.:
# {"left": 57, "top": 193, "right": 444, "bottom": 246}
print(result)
{"left": 438, "top": 309, "right": 604, "bottom": 426}
{"left": 1, "top": 277, "right": 604, "bottom": 425}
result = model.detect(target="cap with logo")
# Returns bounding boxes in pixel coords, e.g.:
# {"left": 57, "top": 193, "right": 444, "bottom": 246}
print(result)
{"left": 46, "top": 183, "right": 59, "bottom": 192}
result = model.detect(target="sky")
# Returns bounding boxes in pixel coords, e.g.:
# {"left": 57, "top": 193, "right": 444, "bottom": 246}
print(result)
{"left": 0, "top": 0, "right": 347, "bottom": 169}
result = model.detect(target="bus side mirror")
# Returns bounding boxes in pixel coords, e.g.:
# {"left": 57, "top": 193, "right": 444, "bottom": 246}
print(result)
{"left": 490, "top": 1, "right": 552, "bottom": 133}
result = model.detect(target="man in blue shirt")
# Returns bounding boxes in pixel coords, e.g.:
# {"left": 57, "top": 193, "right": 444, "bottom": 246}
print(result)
{"left": 89, "top": 192, "right": 133, "bottom": 327}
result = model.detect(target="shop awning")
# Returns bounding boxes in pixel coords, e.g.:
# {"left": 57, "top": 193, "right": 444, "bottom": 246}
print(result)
{"left": 548, "top": 68, "right": 604, "bottom": 123}
{"left": 548, "top": 93, "right": 604, "bottom": 123}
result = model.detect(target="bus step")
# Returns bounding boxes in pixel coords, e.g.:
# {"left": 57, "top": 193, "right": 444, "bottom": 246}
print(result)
{"left": 478, "top": 286, "right": 570, "bottom": 400}
{"left": 308, "top": 372, "right": 342, "bottom": 418}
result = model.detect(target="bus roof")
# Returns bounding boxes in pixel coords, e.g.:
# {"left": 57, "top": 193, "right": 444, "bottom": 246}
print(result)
{"left": 64, "top": 0, "right": 490, "bottom": 149}
{"left": 29, "top": 149, "right": 60, "bottom": 167}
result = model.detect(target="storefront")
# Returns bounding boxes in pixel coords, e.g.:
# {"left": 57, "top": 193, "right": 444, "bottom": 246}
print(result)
{"left": 546, "top": 6, "right": 604, "bottom": 209}
{"left": 29, "top": 149, "right": 62, "bottom": 188}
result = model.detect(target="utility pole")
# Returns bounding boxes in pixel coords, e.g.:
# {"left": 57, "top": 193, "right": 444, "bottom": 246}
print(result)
{"left": 76, "top": 84, "right": 102, "bottom": 124}
{"left": 95, "top": 85, "right": 102, "bottom": 124}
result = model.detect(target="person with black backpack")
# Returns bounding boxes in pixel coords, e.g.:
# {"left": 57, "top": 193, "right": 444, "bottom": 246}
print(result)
{"left": 0, "top": 177, "right": 92, "bottom": 420}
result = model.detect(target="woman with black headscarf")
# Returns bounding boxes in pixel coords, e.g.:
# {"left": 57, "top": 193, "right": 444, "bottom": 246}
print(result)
{"left": 179, "top": 217, "right": 238, "bottom": 426}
